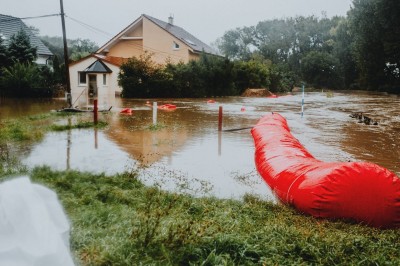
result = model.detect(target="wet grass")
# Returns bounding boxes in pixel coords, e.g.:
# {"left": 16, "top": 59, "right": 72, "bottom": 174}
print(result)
{"left": 8, "top": 166, "right": 398, "bottom": 265}
{"left": 2, "top": 112, "right": 400, "bottom": 265}
{"left": 50, "top": 121, "right": 108, "bottom": 131}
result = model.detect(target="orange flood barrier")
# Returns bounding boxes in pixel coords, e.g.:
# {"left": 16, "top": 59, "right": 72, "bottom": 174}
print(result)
{"left": 251, "top": 113, "right": 400, "bottom": 228}
{"left": 120, "top": 108, "right": 132, "bottom": 115}
{"left": 158, "top": 104, "right": 177, "bottom": 111}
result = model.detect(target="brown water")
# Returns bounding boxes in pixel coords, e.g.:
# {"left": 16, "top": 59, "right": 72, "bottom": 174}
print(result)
{"left": 1, "top": 91, "right": 399, "bottom": 199}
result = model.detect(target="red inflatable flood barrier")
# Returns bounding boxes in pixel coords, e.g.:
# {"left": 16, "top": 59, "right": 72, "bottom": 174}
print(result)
{"left": 251, "top": 113, "right": 400, "bottom": 228}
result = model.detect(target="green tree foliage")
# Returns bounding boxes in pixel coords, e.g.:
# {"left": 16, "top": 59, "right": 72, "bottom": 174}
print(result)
{"left": 0, "top": 62, "right": 51, "bottom": 97}
{"left": 0, "top": 37, "right": 9, "bottom": 69}
{"left": 7, "top": 29, "right": 37, "bottom": 64}
{"left": 349, "top": 0, "right": 400, "bottom": 91}
{"left": 118, "top": 53, "right": 167, "bottom": 98}
{"left": 301, "top": 51, "right": 340, "bottom": 89}
{"left": 119, "top": 54, "right": 238, "bottom": 98}
{"left": 348, "top": 0, "right": 385, "bottom": 89}
{"left": 218, "top": 15, "right": 342, "bottom": 90}
{"left": 331, "top": 19, "right": 358, "bottom": 89}
{"left": 269, "top": 63, "right": 297, "bottom": 92}
{"left": 233, "top": 59, "right": 270, "bottom": 93}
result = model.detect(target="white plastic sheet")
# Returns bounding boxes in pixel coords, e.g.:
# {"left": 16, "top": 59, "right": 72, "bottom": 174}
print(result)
{"left": 0, "top": 177, "right": 74, "bottom": 266}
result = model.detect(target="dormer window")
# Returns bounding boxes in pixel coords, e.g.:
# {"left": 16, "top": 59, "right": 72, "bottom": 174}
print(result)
{"left": 173, "top": 41, "right": 180, "bottom": 50}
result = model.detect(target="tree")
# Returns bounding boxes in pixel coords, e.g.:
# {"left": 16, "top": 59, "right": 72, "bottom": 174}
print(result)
{"left": 118, "top": 52, "right": 165, "bottom": 98}
{"left": 0, "top": 62, "right": 42, "bottom": 97}
{"left": 348, "top": 0, "right": 400, "bottom": 91}
{"left": 301, "top": 51, "right": 340, "bottom": 89}
{"left": 0, "top": 37, "right": 9, "bottom": 70}
{"left": 331, "top": 18, "right": 358, "bottom": 89}
{"left": 376, "top": 0, "right": 400, "bottom": 91}
{"left": 7, "top": 29, "right": 37, "bottom": 64}
{"left": 233, "top": 58, "right": 270, "bottom": 93}
{"left": 217, "top": 27, "right": 254, "bottom": 60}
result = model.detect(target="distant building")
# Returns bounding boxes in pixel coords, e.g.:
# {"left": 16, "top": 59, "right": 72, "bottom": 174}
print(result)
{"left": 69, "top": 14, "right": 217, "bottom": 107}
{"left": 0, "top": 14, "right": 53, "bottom": 66}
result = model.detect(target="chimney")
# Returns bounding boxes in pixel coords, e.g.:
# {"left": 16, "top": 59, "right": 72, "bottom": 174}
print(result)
{"left": 168, "top": 15, "right": 174, "bottom": 25}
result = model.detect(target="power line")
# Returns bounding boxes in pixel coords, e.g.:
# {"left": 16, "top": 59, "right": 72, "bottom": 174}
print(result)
{"left": 0, "top": 14, "right": 60, "bottom": 23}
{"left": 21, "top": 14, "right": 60, "bottom": 20}
{"left": 66, "top": 15, "right": 112, "bottom": 38}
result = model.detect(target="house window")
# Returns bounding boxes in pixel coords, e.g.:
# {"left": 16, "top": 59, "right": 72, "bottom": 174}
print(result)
{"left": 173, "top": 41, "right": 180, "bottom": 50}
{"left": 103, "top": 74, "right": 107, "bottom": 85}
{"left": 79, "top": 72, "right": 87, "bottom": 85}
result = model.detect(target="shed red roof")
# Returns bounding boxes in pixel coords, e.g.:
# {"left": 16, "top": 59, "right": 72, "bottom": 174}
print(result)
{"left": 69, "top": 54, "right": 129, "bottom": 67}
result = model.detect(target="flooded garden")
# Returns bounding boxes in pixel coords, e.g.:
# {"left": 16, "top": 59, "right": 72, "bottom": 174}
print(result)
{"left": 1, "top": 90, "right": 399, "bottom": 200}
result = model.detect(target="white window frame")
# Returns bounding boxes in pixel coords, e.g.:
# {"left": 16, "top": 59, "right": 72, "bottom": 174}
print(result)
{"left": 103, "top": 74, "right": 107, "bottom": 86}
{"left": 78, "top": 72, "right": 87, "bottom": 85}
{"left": 173, "top": 41, "right": 180, "bottom": 50}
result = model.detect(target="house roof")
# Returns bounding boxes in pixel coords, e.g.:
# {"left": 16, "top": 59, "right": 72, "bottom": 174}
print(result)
{"left": 96, "top": 55, "right": 129, "bottom": 66}
{"left": 142, "top": 14, "right": 215, "bottom": 55}
{"left": 84, "top": 60, "right": 112, "bottom": 73}
{"left": 97, "top": 14, "right": 216, "bottom": 55}
{"left": 0, "top": 14, "right": 53, "bottom": 56}
{"left": 69, "top": 54, "right": 128, "bottom": 67}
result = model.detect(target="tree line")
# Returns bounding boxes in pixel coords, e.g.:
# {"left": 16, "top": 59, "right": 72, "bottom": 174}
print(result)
{"left": 216, "top": 0, "right": 399, "bottom": 93}
{"left": 0, "top": 28, "right": 97, "bottom": 97}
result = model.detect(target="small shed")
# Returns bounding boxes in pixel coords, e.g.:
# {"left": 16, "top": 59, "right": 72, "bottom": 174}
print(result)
{"left": 69, "top": 55, "right": 125, "bottom": 108}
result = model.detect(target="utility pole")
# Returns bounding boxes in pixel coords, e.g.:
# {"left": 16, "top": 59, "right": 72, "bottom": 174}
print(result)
{"left": 60, "top": 0, "right": 72, "bottom": 107}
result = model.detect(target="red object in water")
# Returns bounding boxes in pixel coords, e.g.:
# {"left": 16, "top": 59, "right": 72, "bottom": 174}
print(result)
{"left": 267, "top": 94, "right": 278, "bottom": 98}
{"left": 207, "top": 99, "right": 216, "bottom": 103}
{"left": 158, "top": 104, "right": 177, "bottom": 111}
{"left": 120, "top": 108, "right": 132, "bottom": 115}
{"left": 241, "top": 107, "right": 246, "bottom": 112}
{"left": 251, "top": 113, "right": 400, "bottom": 228}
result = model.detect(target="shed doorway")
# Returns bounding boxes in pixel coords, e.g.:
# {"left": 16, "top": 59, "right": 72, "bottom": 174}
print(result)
{"left": 88, "top": 74, "right": 97, "bottom": 104}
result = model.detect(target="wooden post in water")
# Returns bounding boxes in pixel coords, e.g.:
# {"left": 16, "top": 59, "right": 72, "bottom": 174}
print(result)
{"left": 93, "top": 99, "right": 98, "bottom": 125}
{"left": 218, "top": 106, "right": 223, "bottom": 131}
{"left": 153, "top": 102, "right": 157, "bottom": 125}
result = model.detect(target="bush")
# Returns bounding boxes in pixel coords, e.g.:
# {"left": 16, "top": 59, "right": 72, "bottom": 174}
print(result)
{"left": 0, "top": 62, "right": 54, "bottom": 97}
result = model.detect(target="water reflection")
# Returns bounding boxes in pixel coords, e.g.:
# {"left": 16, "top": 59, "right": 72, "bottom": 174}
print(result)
{"left": 5, "top": 91, "right": 399, "bottom": 200}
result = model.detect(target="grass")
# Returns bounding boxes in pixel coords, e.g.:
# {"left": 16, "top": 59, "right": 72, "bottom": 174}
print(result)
{"left": 50, "top": 121, "right": 108, "bottom": 131}
{"left": 2, "top": 112, "right": 400, "bottom": 265}
{"left": 10, "top": 167, "right": 399, "bottom": 265}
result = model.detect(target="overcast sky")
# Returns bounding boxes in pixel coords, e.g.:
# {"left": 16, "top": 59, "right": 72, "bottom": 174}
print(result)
{"left": 1, "top": 0, "right": 353, "bottom": 46}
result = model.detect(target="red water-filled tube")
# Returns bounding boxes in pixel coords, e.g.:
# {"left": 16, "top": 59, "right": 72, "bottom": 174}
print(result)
{"left": 251, "top": 113, "right": 400, "bottom": 228}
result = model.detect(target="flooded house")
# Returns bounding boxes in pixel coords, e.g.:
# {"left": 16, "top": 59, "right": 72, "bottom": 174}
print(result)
{"left": 69, "top": 14, "right": 217, "bottom": 108}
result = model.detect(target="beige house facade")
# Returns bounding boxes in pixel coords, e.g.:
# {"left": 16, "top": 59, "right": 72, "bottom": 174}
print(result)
{"left": 69, "top": 14, "right": 216, "bottom": 107}
{"left": 97, "top": 14, "right": 215, "bottom": 64}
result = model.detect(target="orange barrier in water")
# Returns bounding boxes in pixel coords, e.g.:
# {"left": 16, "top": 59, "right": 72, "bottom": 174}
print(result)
{"left": 251, "top": 113, "right": 400, "bottom": 228}
{"left": 120, "top": 108, "right": 132, "bottom": 115}
{"left": 158, "top": 104, "right": 177, "bottom": 111}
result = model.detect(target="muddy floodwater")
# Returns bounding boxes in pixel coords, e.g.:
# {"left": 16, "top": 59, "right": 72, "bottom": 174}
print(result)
{"left": 1, "top": 91, "right": 399, "bottom": 200}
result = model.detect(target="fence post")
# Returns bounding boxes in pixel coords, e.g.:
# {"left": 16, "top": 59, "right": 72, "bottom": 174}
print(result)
{"left": 153, "top": 102, "right": 157, "bottom": 125}
{"left": 93, "top": 99, "right": 98, "bottom": 125}
{"left": 218, "top": 106, "right": 223, "bottom": 131}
